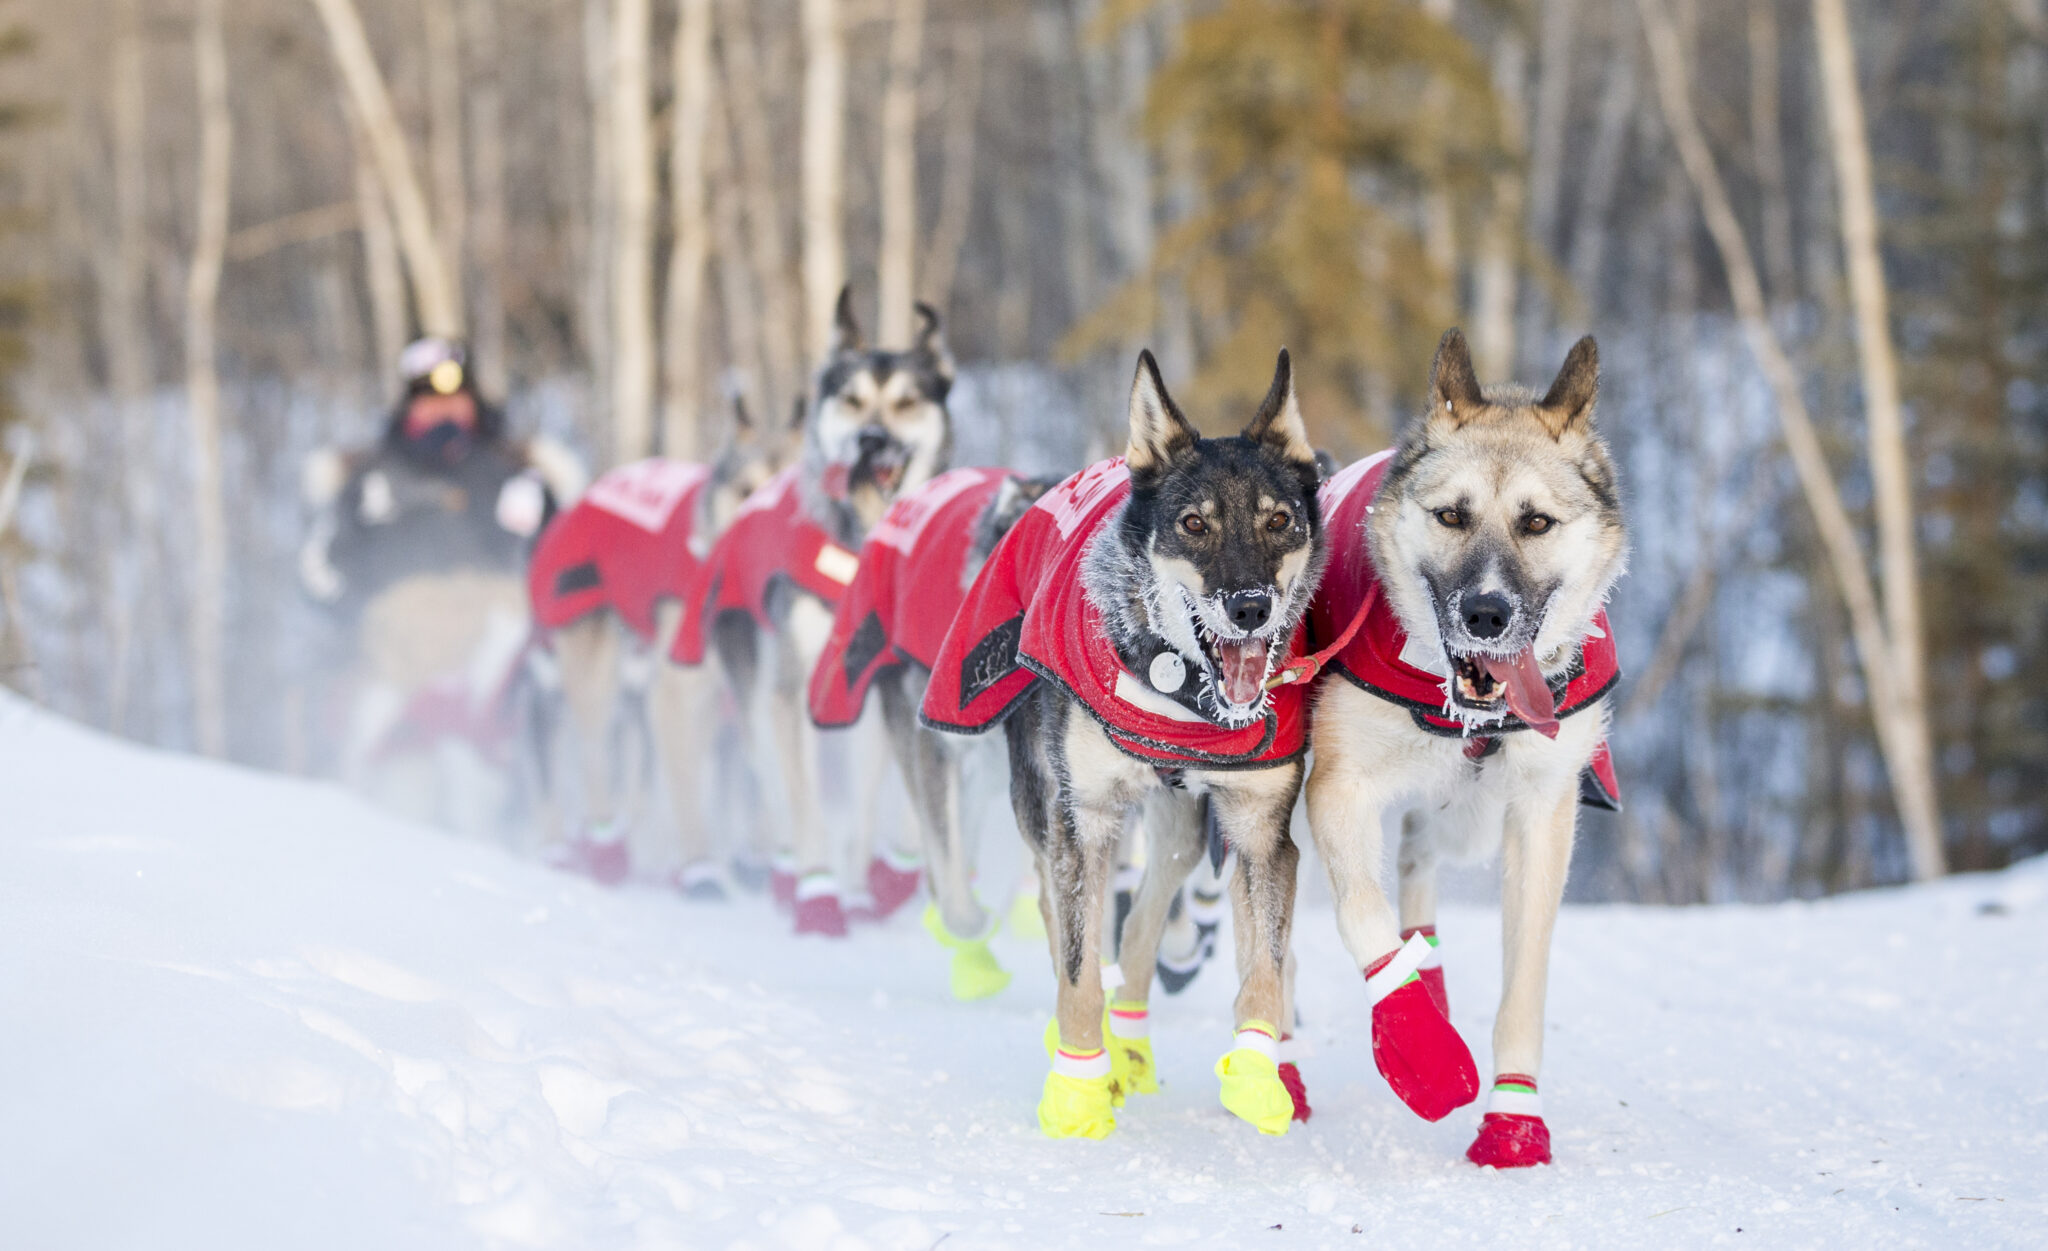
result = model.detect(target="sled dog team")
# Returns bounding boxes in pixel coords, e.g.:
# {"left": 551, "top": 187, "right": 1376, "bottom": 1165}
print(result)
{"left": 525, "top": 288, "right": 1627, "bottom": 1169}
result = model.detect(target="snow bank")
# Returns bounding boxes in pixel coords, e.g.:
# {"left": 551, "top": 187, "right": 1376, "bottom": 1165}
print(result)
{"left": 1, "top": 690, "right": 2041, "bottom": 1249}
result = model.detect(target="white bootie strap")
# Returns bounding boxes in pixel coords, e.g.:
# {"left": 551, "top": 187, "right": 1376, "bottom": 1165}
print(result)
{"left": 1403, "top": 926, "right": 1443, "bottom": 970}
{"left": 1486, "top": 1075, "right": 1543, "bottom": 1117}
{"left": 1364, "top": 931, "right": 1435, "bottom": 1005}
{"left": 1229, "top": 1022, "right": 1279, "bottom": 1062}
{"left": 1107, "top": 1002, "right": 1150, "bottom": 1039}
{"left": 1099, "top": 961, "right": 1125, "bottom": 993}
{"left": 1052, "top": 1045, "right": 1112, "bottom": 1080}
{"left": 794, "top": 872, "right": 838, "bottom": 902}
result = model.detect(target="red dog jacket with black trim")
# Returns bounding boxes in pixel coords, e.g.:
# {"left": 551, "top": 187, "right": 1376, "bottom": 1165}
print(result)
{"left": 528, "top": 458, "right": 710, "bottom": 643}
{"left": 1309, "top": 450, "right": 1623, "bottom": 807}
{"left": 809, "top": 467, "right": 1016, "bottom": 729}
{"left": 670, "top": 465, "right": 863, "bottom": 665}
{"left": 920, "top": 458, "right": 1309, "bottom": 770}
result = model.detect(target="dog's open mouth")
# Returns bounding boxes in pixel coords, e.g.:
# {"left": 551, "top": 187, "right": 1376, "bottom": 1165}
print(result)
{"left": 1449, "top": 648, "right": 1560, "bottom": 738}
{"left": 854, "top": 444, "right": 910, "bottom": 497}
{"left": 1192, "top": 622, "right": 1276, "bottom": 712}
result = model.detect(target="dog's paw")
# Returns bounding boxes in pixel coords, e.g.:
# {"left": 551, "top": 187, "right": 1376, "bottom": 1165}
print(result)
{"left": 1467, "top": 1112, "right": 1551, "bottom": 1168}
{"left": 947, "top": 941, "right": 1010, "bottom": 1001}
{"left": 1039, "top": 1033, "right": 1118, "bottom": 1139}
{"left": 857, "top": 853, "right": 922, "bottom": 920}
{"left": 1214, "top": 1022, "right": 1293, "bottom": 1136}
{"left": 792, "top": 875, "right": 848, "bottom": 937}
{"left": 1365, "top": 942, "right": 1479, "bottom": 1122}
{"left": 1106, "top": 1003, "right": 1157, "bottom": 1096}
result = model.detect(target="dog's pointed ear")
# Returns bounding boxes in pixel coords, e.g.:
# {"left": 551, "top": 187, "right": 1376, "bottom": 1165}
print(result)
{"left": 1427, "top": 328, "right": 1486, "bottom": 428}
{"left": 830, "top": 286, "right": 864, "bottom": 354}
{"left": 1125, "top": 350, "right": 1199, "bottom": 481}
{"left": 1241, "top": 348, "right": 1316, "bottom": 470}
{"left": 912, "top": 301, "right": 955, "bottom": 383}
{"left": 1537, "top": 335, "right": 1599, "bottom": 438}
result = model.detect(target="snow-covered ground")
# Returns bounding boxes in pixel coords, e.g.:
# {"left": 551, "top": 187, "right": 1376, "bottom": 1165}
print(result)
{"left": 2, "top": 690, "right": 2043, "bottom": 1250}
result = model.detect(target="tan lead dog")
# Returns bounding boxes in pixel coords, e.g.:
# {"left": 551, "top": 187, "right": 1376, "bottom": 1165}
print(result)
{"left": 1305, "top": 329, "right": 1626, "bottom": 1168}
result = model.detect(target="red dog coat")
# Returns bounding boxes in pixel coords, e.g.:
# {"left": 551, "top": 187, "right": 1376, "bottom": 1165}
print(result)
{"left": 528, "top": 458, "right": 710, "bottom": 643}
{"left": 1309, "top": 450, "right": 1622, "bottom": 808}
{"left": 920, "top": 458, "right": 1309, "bottom": 770}
{"left": 809, "top": 467, "right": 1015, "bottom": 729}
{"left": 670, "top": 465, "right": 863, "bottom": 665}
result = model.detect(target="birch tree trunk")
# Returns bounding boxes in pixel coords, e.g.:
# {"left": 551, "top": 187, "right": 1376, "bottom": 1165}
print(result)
{"left": 1471, "top": 30, "right": 1526, "bottom": 378}
{"left": 462, "top": 0, "right": 508, "bottom": 396}
{"left": 919, "top": 24, "right": 982, "bottom": 324}
{"left": 876, "top": 0, "right": 925, "bottom": 343}
{"left": 662, "top": 0, "right": 714, "bottom": 458}
{"left": 706, "top": 84, "right": 768, "bottom": 413}
{"left": 423, "top": 0, "right": 468, "bottom": 321}
{"left": 309, "top": 0, "right": 461, "bottom": 336}
{"left": 720, "top": 0, "right": 799, "bottom": 416}
{"left": 1420, "top": 0, "right": 1460, "bottom": 312}
{"left": 345, "top": 97, "right": 407, "bottom": 384}
{"left": 105, "top": 0, "right": 154, "bottom": 734}
{"left": 609, "top": 0, "right": 656, "bottom": 463}
{"left": 802, "top": 0, "right": 846, "bottom": 361}
{"left": 187, "top": 0, "right": 232, "bottom": 757}
{"left": 1637, "top": 0, "right": 1947, "bottom": 880}
{"left": 1811, "top": 0, "right": 1944, "bottom": 878}
{"left": 1520, "top": 0, "right": 1577, "bottom": 351}
{"left": 580, "top": 0, "right": 614, "bottom": 446}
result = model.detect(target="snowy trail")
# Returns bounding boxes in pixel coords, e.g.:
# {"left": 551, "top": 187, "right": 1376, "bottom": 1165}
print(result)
{"left": 2, "top": 691, "right": 2043, "bottom": 1250}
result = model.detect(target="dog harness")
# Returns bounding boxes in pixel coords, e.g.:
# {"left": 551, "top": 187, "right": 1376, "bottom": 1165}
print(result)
{"left": 808, "top": 467, "right": 1016, "bottom": 729}
{"left": 527, "top": 458, "right": 710, "bottom": 643}
{"left": 1310, "top": 450, "right": 1623, "bottom": 808}
{"left": 920, "top": 458, "right": 1309, "bottom": 770}
{"left": 670, "top": 465, "right": 863, "bottom": 665}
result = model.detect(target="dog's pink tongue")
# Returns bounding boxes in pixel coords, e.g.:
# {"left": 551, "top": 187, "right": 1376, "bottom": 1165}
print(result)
{"left": 1483, "top": 649, "right": 1559, "bottom": 738}
{"left": 1216, "top": 638, "right": 1268, "bottom": 708}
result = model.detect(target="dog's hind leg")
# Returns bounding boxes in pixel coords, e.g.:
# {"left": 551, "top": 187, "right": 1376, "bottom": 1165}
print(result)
{"left": 1100, "top": 788, "right": 1203, "bottom": 1096}
{"left": 1397, "top": 808, "right": 1450, "bottom": 1016}
{"left": 883, "top": 667, "right": 1008, "bottom": 999}
{"left": 650, "top": 638, "right": 724, "bottom": 898}
{"left": 1468, "top": 786, "right": 1576, "bottom": 1169}
{"left": 545, "top": 613, "right": 631, "bottom": 884}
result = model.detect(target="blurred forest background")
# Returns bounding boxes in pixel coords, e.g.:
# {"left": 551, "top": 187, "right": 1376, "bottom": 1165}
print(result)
{"left": 0, "top": 0, "right": 2042, "bottom": 901}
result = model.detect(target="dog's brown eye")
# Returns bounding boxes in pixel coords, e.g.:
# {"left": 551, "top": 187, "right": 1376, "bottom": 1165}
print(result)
{"left": 1524, "top": 514, "right": 1554, "bottom": 535}
{"left": 1435, "top": 508, "right": 1464, "bottom": 528}
{"left": 1181, "top": 514, "right": 1207, "bottom": 535}
{"left": 1266, "top": 510, "right": 1291, "bottom": 532}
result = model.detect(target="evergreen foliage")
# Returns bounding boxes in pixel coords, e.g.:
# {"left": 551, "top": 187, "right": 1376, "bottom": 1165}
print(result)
{"left": 1067, "top": 0, "right": 1512, "bottom": 446}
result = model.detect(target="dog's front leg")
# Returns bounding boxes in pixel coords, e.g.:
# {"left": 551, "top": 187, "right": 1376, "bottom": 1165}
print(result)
{"left": 1468, "top": 786, "right": 1576, "bottom": 1168}
{"left": 1304, "top": 748, "right": 1478, "bottom": 1123}
{"left": 1209, "top": 766, "right": 1303, "bottom": 1135}
{"left": 1037, "top": 786, "right": 1122, "bottom": 1138}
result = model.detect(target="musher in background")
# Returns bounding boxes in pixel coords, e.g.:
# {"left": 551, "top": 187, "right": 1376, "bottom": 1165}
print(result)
{"left": 298, "top": 337, "right": 585, "bottom": 836}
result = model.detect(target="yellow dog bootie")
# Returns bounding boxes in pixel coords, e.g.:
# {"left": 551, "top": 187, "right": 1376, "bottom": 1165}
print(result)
{"left": 1215, "top": 1020, "right": 1293, "bottom": 1136}
{"left": 1037, "top": 1020, "right": 1117, "bottom": 1138}
{"left": 922, "top": 903, "right": 1011, "bottom": 1001}
{"left": 1106, "top": 1001, "right": 1159, "bottom": 1096}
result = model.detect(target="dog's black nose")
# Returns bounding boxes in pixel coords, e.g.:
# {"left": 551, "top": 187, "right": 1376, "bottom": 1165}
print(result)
{"left": 1224, "top": 591, "right": 1272, "bottom": 632}
{"left": 1463, "top": 592, "right": 1512, "bottom": 639}
{"left": 857, "top": 424, "right": 892, "bottom": 456}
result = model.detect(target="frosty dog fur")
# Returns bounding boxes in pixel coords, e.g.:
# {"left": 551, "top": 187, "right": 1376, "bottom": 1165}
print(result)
{"left": 1305, "top": 329, "right": 1626, "bottom": 1166}
{"left": 1003, "top": 350, "right": 1322, "bottom": 1135}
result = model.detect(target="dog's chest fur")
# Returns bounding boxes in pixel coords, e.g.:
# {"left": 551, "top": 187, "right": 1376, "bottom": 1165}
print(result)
{"left": 1312, "top": 677, "right": 1607, "bottom": 861}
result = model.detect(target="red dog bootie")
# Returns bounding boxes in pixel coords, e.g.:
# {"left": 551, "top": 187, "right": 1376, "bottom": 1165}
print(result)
{"left": 1365, "top": 932, "right": 1479, "bottom": 1121}
{"left": 793, "top": 872, "right": 849, "bottom": 937}
{"left": 1466, "top": 1074, "right": 1551, "bottom": 1167}
{"left": 1402, "top": 926, "right": 1448, "bottom": 1018}
{"left": 849, "top": 850, "right": 922, "bottom": 922}
{"left": 547, "top": 825, "right": 630, "bottom": 887}
{"left": 1277, "top": 1033, "right": 1311, "bottom": 1122}
{"left": 769, "top": 855, "right": 799, "bottom": 910}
